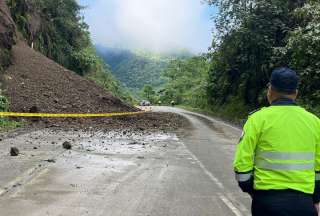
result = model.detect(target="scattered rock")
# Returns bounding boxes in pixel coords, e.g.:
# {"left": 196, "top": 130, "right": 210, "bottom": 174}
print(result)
{"left": 62, "top": 141, "right": 72, "bottom": 150}
{"left": 128, "top": 141, "right": 139, "bottom": 145}
{"left": 44, "top": 159, "right": 56, "bottom": 163}
{"left": 33, "top": 147, "right": 38, "bottom": 150}
{"left": 138, "top": 127, "right": 145, "bottom": 131}
{"left": 10, "top": 147, "right": 19, "bottom": 156}
{"left": 12, "top": 183, "right": 22, "bottom": 188}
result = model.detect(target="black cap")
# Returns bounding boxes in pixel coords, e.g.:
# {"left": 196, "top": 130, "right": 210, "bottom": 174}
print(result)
{"left": 270, "top": 67, "right": 299, "bottom": 93}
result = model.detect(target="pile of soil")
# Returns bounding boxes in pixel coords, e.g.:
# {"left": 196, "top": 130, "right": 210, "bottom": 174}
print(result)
{"left": 56, "top": 112, "right": 190, "bottom": 131}
{"left": 2, "top": 42, "right": 137, "bottom": 114}
{"left": 0, "top": 1, "right": 187, "bottom": 131}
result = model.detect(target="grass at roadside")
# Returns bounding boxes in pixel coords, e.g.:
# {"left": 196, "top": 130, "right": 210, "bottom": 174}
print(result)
{"left": 0, "top": 94, "right": 24, "bottom": 131}
{"left": 0, "top": 117, "right": 23, "bottom": 132}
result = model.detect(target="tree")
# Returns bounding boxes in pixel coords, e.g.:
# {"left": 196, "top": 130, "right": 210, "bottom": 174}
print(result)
{"left": 280, "top": 1, "right": 320, "bottom": 114}
{"left": 142, "top": 85, "right": 156, "bottom": 102}
{"left": 205, "top": 0, "right": 312, "bottom": 118}
{"left": 7, "top": 0, "right": 91, "bottom": 75}
{"left": 161, "top": 56, "right": 210, "bottom": 107}
{"left": 6, "top": 0, "right": 134, "bottom": 104}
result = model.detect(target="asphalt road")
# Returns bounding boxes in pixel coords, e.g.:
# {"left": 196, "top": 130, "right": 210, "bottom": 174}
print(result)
{"left": 0, "top": 106, "right": 251, "bottom": 216}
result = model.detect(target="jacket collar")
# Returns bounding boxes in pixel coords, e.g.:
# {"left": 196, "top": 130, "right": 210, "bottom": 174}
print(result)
{"left": 271, "top": 98, "right": 297, "bottom": 106}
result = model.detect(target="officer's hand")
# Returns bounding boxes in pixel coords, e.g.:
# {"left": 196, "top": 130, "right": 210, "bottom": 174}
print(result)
{"left": 314, "top": 203, "right": 319, "bottom": 214}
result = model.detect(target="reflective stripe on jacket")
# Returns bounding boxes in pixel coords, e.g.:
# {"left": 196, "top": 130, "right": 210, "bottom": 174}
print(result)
{"left": 233, "top": 99, "right": 320, "bottom": 194}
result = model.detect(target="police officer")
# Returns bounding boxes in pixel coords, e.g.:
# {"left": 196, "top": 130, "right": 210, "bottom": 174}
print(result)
{"left": 233, "top": 67, "right": 320, "bottom": 216}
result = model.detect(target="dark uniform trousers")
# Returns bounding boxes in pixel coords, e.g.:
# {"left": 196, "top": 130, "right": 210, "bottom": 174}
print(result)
{"left": 252, "top": 190, "right": 317, "bottom": 216}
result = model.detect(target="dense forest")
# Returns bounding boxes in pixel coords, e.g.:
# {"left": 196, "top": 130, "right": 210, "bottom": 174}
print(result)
{"left": 5, "top": 0, "right": 134, "bottom": 103}
{"left": 96, "top": 45, "right": 192, "bottom": 95}
{"left": 159, "top": 0, "right": 320, "bottom": 122}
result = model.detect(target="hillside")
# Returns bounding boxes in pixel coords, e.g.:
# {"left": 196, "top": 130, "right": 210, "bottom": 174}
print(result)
{"left": 0, "top": 0, "right": 15, "bottom": 72}
{"left": 3, "top": 42, "right": 135, "bottom": 113}
{"left": 0, "top": 0, "right": 136, "bottom": 116}
{"left": 95, "top": 45, "right": 192, "bottom": 92}
{"left": 4, "top": 0, "right": 133, "bottom": 103}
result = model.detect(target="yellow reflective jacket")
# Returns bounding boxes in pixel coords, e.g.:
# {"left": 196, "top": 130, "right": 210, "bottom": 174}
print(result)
{"left": 234, "top": 99, "right": 320, "bottom": 194}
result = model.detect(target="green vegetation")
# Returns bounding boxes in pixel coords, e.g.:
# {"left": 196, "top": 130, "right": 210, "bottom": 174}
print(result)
{"left": 5, "top": 0, "right": 320, "bottom": 122}
{"left": 0, "top": 93, "right": 22, "bottom": 130}
{"left": 85, "top": 50, "right": 136, "bottom": 104}
{"left": 7, "top": 0, "right": 134, "bottom": 103}
{"left": 142, "top": 85, "right": 156, "bottom": 103}
{"left": 0, "top": 49, "right": 11, "bottom": 73}
{"left": 7, "top": 0, "right": 90, "bottom": 74}
{"left": 160, "top": 56, "right": 210, "bottom": 107}
{"left": 206, "top": 0, "right": 320, "bottom": 118}
{"left": 96, "top": 45, "right": 192, "bottom": 93}
{"left": 159, "top": 0, "right": 320, "bottom": 122}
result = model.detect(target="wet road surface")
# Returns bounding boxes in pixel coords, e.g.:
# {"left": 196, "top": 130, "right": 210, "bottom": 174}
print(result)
{"left": 0, "top": 107, "right": 251, "bottom": 216}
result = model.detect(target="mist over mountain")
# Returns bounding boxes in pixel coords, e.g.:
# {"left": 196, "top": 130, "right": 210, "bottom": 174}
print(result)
{"left": 78, "top": 0, "right": 214, "bottom": 53}
{"left": 95, "top": 45, "right": 192, "bottom": 92}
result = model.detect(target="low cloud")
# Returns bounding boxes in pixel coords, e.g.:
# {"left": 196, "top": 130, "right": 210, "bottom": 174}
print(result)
{"left": 79, "top": 0, "right": 213, "bottom": 53}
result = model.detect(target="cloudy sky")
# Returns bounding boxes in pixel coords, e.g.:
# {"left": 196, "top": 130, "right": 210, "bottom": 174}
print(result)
{"left": 77, "top": 0, "right": 217, "bottom": 53}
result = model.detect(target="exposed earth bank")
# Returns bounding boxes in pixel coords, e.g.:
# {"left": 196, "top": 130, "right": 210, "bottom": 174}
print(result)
{"left": 0, "top": 0, "right": 137, "bottom": 117}
{"left": 2, "top": 42, "right": 136, "bottom": 114}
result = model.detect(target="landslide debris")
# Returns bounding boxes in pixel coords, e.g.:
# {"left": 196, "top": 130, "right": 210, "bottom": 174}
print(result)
{"left": 46, "top": 112, "right": 190, "bottom": 132}
{"left": 0, "top": 0, "right": 188, "bottom": 132}
{"left": 62, "top": 141, "right": 72, "bottom": 150}
{"left": 2, "top": 42, "right": 137, "bottom": 115}
{"left": 10, "top": 147, "right": 19, "bottom": 156}
{"left": 0, "top": 0, "right": 137, "bottom": 120}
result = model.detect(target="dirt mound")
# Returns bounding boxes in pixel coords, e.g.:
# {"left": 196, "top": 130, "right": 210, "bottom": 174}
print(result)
{"left": 2, "top": 41, "right": 137, "bottom": 114}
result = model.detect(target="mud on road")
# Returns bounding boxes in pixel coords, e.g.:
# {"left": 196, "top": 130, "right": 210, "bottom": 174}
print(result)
{"left": 0, "top": 111, "right": 193, "bottom": 215}
{"left": 0, "top": 108, "right": 250, "bottom": 216}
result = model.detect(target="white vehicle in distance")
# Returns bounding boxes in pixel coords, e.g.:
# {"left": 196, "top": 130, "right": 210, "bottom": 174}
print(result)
{"left": 140, "top": 100, "right": 151, "bottom": 106}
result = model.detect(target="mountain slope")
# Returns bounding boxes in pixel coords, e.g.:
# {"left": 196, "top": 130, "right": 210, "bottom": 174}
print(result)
{"left": 0, "top": 0, "right": 15, "bottom": 72}
{"left": 4, "top": 0, "right": 134, "bottom": 103}
{"left": 0, "top": 0, "right": 136, "bottom": 114}
{"left": 2, "top": 41, "right": 136, "bottom": 113}
{"left": 96, "top": 45, "right": 192, "bottom": 91}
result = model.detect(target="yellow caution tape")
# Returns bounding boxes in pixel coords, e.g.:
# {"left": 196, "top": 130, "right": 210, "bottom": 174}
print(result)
{"left": 0, "top": 111, "right": 147, "bottom": 118}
